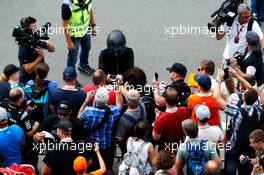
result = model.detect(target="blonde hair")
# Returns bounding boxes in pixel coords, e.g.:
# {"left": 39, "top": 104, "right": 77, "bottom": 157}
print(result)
{"left": 0, "top": 73, "right": 8, "bottom": 83}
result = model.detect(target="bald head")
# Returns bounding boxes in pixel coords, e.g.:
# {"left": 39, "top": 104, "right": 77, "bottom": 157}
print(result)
{"left": 127, "top": 89, "right": 140, "bottom": 108}
{"left": 163, "top": 86, "right": 178, "bottom": 106}
{"left": 205, "top": 160, "right": 220, "bottom": 175}
{"left": 91, "top": 69, "right": 106, "bottom": 85}
{"left": 9, "top": 88, "right": 24, "bottom": 104}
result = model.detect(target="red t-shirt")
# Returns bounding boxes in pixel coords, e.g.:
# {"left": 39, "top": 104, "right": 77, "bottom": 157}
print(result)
{"left": 83, "top": 85, "right": 116, "bottom": 106}
{"left": 153, "top": 107, "right": 191, "bottom": 153}
{"left": 188, "top": 93, "right": 220, "bottom": 127}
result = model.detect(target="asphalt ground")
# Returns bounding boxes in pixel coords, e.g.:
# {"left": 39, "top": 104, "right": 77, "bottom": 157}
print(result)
{"left": 1, "top": 0, "right": 231, "bottom": 173}
{"left": 0, "top": 0, "right": 227, "bottom": 85}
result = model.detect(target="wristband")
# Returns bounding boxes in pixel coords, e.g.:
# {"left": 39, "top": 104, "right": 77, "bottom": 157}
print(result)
{"left": 84, "top": 99, "right": 89, "bottom": 104}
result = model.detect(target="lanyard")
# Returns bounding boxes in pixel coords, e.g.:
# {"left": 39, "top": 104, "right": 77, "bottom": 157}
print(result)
{"left": 236, "top": 24, "right": 245, "bottom": 39}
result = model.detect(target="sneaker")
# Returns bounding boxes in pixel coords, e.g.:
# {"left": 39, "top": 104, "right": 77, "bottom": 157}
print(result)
{"left": 78, "top": 65, "right": 94, "bottom": 75}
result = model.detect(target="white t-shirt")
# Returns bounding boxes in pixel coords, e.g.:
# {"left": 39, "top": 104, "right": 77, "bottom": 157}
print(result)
{"left": 198, "top": 124, "right": 224, "bottom": 144}
{"left": 223, "top": 16, "right": 263, "bottom": 60}
{"left": 210, "top": 76, "right": 229, "bottom": 97}
{"left": 126, "top": 137, "right": 152, "bottom": 174}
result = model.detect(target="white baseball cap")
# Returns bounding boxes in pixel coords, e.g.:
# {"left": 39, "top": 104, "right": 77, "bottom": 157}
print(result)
{"left": 94, "top": 87, "right": 109, "bottom": 107}
{"left": 194, "top": 104, "right": 210, "bottom": 121}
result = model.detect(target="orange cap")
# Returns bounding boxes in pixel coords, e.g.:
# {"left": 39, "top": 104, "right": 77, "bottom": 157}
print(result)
{"left": 73, "top": 156, "right": 88, "bottom": 173}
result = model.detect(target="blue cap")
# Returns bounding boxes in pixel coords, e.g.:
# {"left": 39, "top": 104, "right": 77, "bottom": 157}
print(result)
{"left": 63, "top": 67, "right": 77, "bottom": 81}
{"left": 194, "top": 74, "right": 211, "bottom": 91}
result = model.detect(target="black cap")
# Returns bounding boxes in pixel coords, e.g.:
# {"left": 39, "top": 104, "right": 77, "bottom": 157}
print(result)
{"left": 57, "top": 100, "right": 72, "bottom": 116}
{"left": 57, "top": 120, "right": 73, "bottom": 132}
{"left": 63, "top": 67, "right": 77, "bottom": 81}
{"left": 3, "top": 64, "right": 20, "bottom": 77}
{"left": 166, "top": 63, "right": 187, "bottom": 77}
{"left": 246, "top": 31, "right": 261, "bottom": 51}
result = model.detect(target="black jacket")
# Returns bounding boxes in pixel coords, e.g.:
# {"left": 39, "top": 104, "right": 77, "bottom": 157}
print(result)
{"left": 98, "top": 47, "right": 134, "bottom": 75}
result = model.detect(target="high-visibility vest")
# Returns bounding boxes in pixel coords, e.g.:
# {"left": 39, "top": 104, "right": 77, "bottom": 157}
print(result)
{"left": 68, "top": 0, "right": 92, "bottom": 38}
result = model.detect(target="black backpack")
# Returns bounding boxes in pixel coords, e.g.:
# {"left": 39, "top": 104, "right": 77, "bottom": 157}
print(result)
{"left": 235, "top": 107, "right": 264, "bottom": 155}
{"left": 172, "top": 81, "right": 191, "bottom": 107}
{"left": 140, "top": 96, "right": 156, "bottom": 124}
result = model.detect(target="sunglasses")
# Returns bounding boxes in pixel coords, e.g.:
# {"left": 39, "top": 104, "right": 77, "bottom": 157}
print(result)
{"left": 197, "top": 67, "right": 204, "bottom": 72}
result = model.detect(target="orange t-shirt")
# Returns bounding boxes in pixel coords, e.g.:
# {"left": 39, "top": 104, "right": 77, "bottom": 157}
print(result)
{"left": 188, "top": 93, "right": 220, "bottom": 127}
{"left": 88, "top": 169, "right": 104, "bottom": 175}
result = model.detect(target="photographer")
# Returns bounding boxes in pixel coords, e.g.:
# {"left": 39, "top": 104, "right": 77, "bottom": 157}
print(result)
{"left": 216, "top": 3, "right": 263, "bottom": 62}
{"left": 229, "top": 31, "right": 264, "bottom": 91}
{"left": 18, "top": 16, "right": 55, "bottom": 84}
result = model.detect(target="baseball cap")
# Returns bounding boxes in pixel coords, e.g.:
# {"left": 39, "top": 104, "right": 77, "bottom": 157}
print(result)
{"left": 94, "top": 87, "right": 109, "bottom": 107}
{"left": 3, "top": 64, "right": 20, "bottom": 77}
{"left": 166, "top": 63, "right": 187, "bottom": 77}
{"left": 0, "top": 107, "right": 8, "bottom": 123}
{"left": 57, "top": 120, "right": 73, "bottom": 132}
{"left": 194, "top": 104, "right": 210, "bottom": 121}
{"left": 57, "top": 100, "right": 72, "bottom": 116}
{"left": 194, "top": 74, "right": 212, "bottom": 91}
{"left": 246, "top": 31, "right": 261, "bottom": 51}
{"left": 73, "top": 156, "right": 87, "bottom": 173}
{"left": 63, "top": 67, "right": 77, "bottom": 81}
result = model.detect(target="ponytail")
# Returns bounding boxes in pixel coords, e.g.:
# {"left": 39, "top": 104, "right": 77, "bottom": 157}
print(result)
{"left": 0, "top": 73, "right": 8, "bottom": 83}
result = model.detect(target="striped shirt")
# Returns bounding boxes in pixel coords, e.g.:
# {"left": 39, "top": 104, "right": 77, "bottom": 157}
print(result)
{"left": 225, "top": 103, "right": 261, "bottom": 148}
{"left": 80, "top": 105, "right": 121, "bottom": 149}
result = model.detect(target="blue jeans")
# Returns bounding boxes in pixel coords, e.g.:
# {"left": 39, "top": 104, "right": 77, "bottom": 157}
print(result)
{"left": 67, "top": 33, "right": 91, "bottom": 68}
{"left": 224, "top": 148, "right": 239, "bottom": 175}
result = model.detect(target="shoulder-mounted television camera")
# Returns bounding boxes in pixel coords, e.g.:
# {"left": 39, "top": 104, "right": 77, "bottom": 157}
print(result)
{"left": 208, "top": 0, "right": 243, "bottom": 32}
{"left": 12, "top": 17, "right": 51, "bottom": 49}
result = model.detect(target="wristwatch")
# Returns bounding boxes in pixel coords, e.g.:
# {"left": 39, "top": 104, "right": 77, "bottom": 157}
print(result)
{"left": 91, "top": 23, "right": 96, "bottom": 27}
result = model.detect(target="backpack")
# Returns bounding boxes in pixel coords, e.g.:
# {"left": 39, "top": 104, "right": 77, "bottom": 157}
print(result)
{"left": 30, "top": 80, "right": 50, "bottom": 122}
{"left": 140, "top": 96, "right": 156, "bottom": 124}
{"left": 10, "top": 82, "right": 32, "bottom": 101}
{"left": 171, "top": 81, "right": 191, "bottom": 107}
{"left": 119, "top": 139, "right": 149, "bottom": 175}
{"left": 186, "top": 140, "right": 208, "bottom": 175}
{"left": 122, "top": 104, "right": 145, "bottom": 139}
{"left": 235, "top": 106, "right": 263, "bottom": 155}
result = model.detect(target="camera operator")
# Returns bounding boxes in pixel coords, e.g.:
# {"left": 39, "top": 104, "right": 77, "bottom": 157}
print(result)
{"left": 216, "top": 3, "right": 264, "bottom": 62}
{"left": 18, "top": 16, "right": 55, "bottom": 84}
{"left": 229, "top": 31, "right": 264, "bottom": 91}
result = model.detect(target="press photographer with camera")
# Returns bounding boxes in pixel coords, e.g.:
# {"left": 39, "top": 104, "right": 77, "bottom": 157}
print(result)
{"left": 16, "top": 16, "right": 55, "bottom": 84}
{"left": 229, "top": 31, "right": 264, "bottom": 91}
{"left": 215, "top": 3, "right": 263, "bottom": 62}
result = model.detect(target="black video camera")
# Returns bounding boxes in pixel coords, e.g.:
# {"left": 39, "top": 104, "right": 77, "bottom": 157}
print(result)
{"left": 226, "top": 52, "right": 245, "bottom": 66}
{"left": 208, "top": 0, "right": 243, "bottom": 32}
{"left": 12, "top": 22, "right": 51, "bottom": 49}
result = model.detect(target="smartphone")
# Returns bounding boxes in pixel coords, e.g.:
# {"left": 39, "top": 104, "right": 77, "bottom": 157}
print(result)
{"left": 154, "top": 72, "right": 159, "bottom": 81}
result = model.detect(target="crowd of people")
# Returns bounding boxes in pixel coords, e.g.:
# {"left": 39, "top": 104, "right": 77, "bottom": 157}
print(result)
{"left": 0, "top": 0, "right": 264, "bottom": 175}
